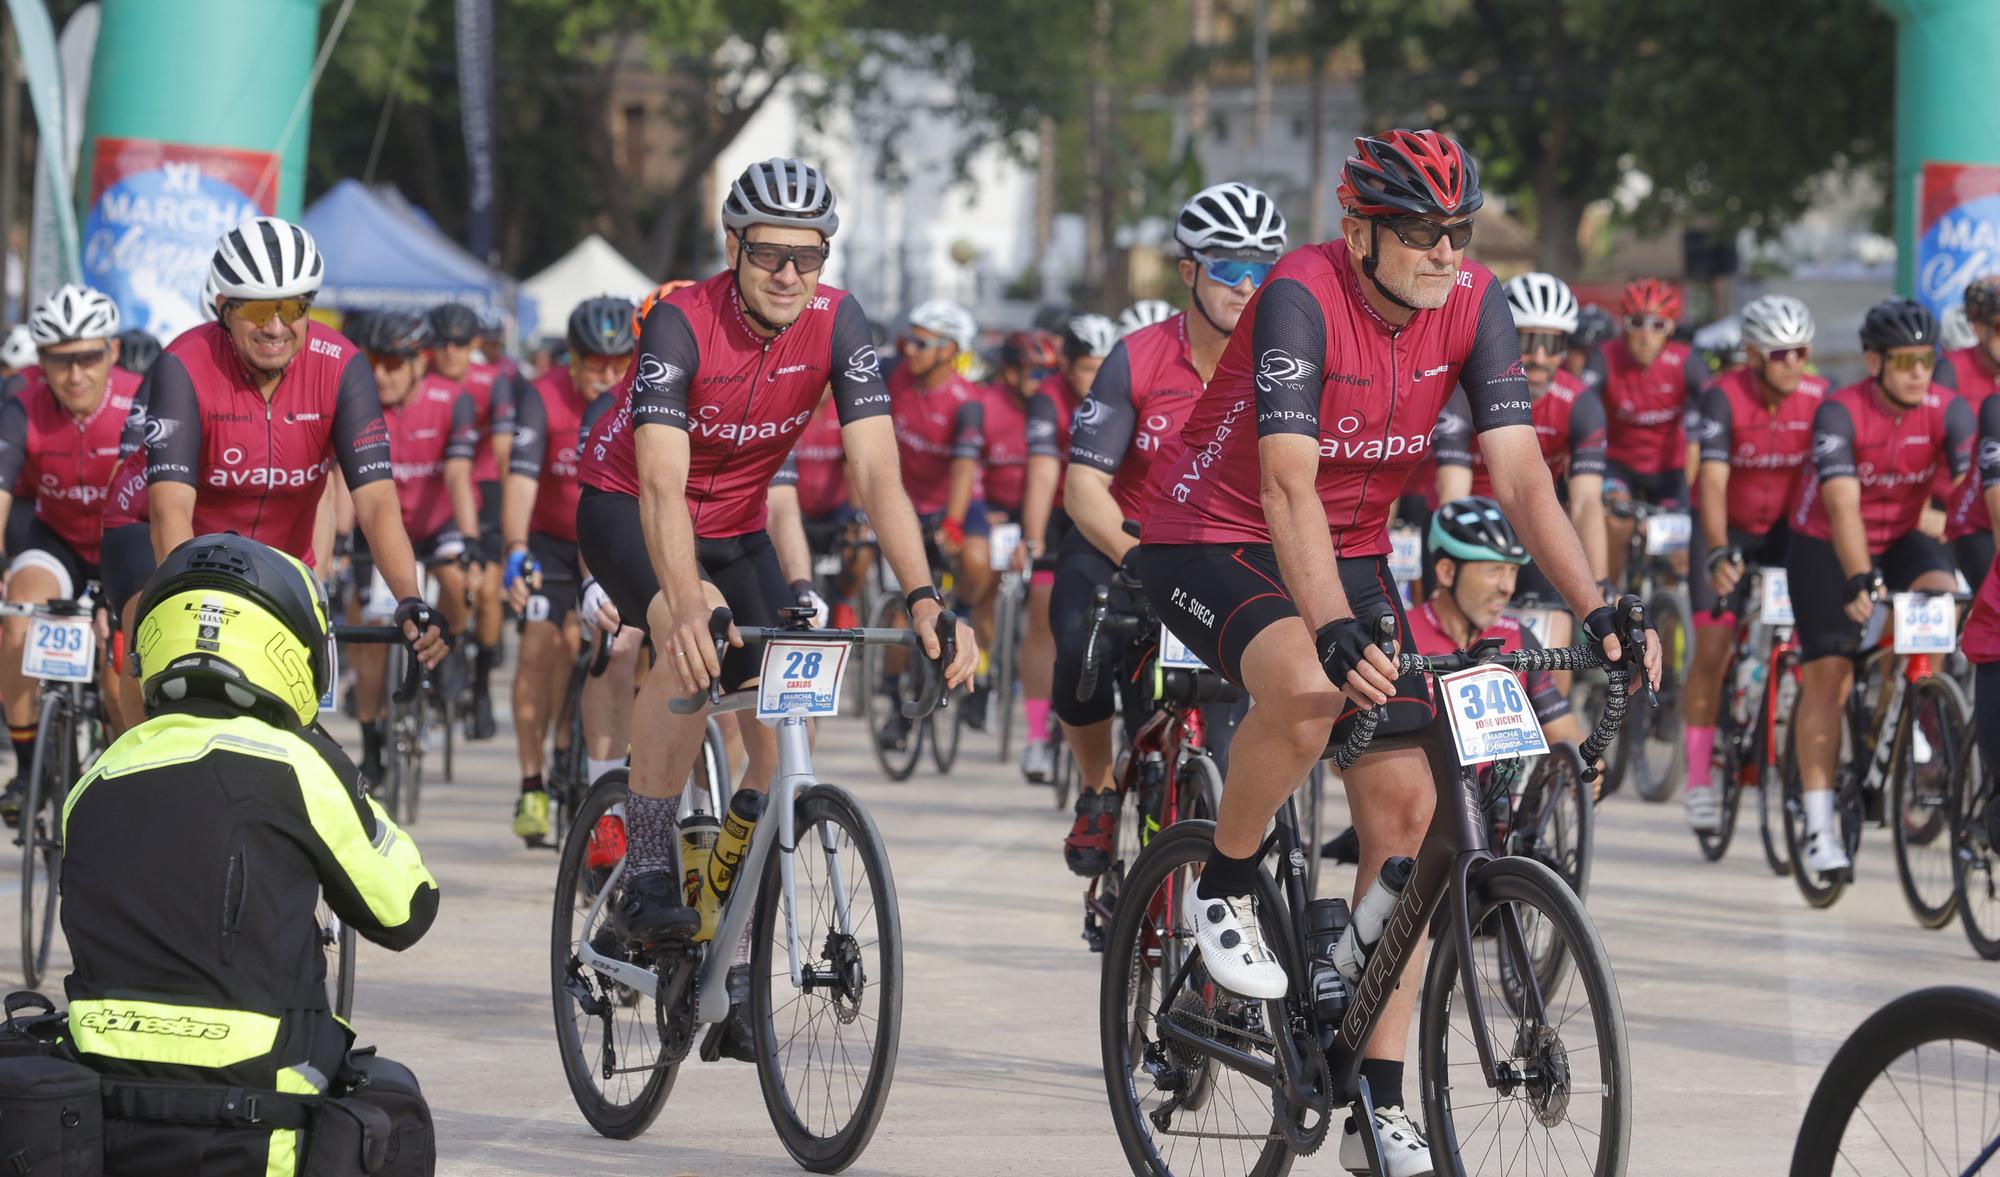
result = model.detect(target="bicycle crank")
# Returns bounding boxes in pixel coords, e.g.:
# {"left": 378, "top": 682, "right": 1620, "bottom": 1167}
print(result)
{"left": 1273, "top": 1026, "right": 1333, "bottom": 1155}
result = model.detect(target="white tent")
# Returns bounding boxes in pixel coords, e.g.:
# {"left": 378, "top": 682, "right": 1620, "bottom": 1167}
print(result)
{"left": 521, "top": 234, "right": 655, "bottom": 337}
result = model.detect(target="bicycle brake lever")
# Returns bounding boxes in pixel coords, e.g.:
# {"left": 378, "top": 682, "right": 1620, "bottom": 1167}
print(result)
{"left": 1622, "top": 600, "right": 1658, "bottom": 708}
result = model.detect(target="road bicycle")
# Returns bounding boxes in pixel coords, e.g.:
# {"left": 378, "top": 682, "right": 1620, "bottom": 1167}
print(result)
{"left": 1694, "top": 566, "right": 1803, "bottom": 873}
{"left": 1099, "top": 621, "right": 1636, "bottom": 1177}
{"left": 1790, "top": 985, "right": 2000, "bottom": 1175}
{"left": 551, "top": 605, "right": 951, "bottom": 1172}
{"left": 333, "top": 622, "right": 435, "bottom": 826}
{"left": 1603, "top": 497, "right": 1690, "bottom": 802}
{"left": 990, "top": 565, "right": 1026, "bottom": 762}
{"left": 861, "top": 541, "right": 963, "bottom": 780}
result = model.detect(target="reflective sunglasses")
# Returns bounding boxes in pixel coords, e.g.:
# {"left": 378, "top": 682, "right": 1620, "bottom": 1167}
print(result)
{"left": 40, "top": 345, "right": 110, "bottom": 371}
{"left": 1028, "top": 366, "right": 1058, "bottom": 382}
{"left": 1196, "top": 255, "right": 1272, "bottom": 288}
{"left": 577, "top": 351, "right": 632, "bottom": 373}
{"left": 1518, "top": 331, "right": 1567, "bottom": 356}
{"left": 1624, "top": 314, "right": 1673, "bottom": 333}
{"left": 1883, "top": 350, "right": 1937, "bottom": 373}
{"left": 1377, "top": 216, "right": 1475, "bottom": 251}
{"left": 1766, "top": 346, "right": 1809, "bottom": 365}
{"left": 737, "top": 236, "right": 830, "bottom": 275}
{"left": 225, "top": 297, "right": 315, "bottom": 327}
{"left": 367, "top": 350, "right": 413, "bottom": 372}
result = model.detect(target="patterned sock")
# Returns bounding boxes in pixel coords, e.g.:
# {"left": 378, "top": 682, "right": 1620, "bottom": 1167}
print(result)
{"left": 623, "top": 792, "right": 680, "bottom": 875}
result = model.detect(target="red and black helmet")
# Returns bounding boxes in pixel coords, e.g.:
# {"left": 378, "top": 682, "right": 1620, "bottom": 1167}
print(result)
{"left": 1620, "top": 278, "right": 1683, "bottom": 322}
{"left": 1000, "top": 329, "right": 1061, "bottom": 370}
{"left": 1336, "top": 130, "right": 1484, "bottom": 219}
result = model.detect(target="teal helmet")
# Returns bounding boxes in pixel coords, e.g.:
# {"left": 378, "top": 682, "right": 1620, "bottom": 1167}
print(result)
{"left": 1428, "top": 497, "right": 1528, "bottom": 565}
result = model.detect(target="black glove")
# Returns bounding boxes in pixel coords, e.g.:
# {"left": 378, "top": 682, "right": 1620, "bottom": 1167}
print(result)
{"left": 1705, "top": 546, "right": 1743, "bottom": 577}
{"left": 393, "top": 596, "right": 435, "bottom": 644}
{"left": 1582, "top": 594, "right": 1647, "bottom": 664}
{"left": 1844, "top": 569, "right": 1883, "bottom": 605}
{"left": 1315, "top": 616, "right": 1380, "bottom": 688}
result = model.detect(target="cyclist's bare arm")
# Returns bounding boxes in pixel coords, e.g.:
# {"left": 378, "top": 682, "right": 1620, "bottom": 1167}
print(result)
{"left": 351, "top": 481, "right": 424, "bottom": 602}
{"left": 1064, "top": 466, "right": 1132, "bottom": 563}
{"left": 148, "top": 482, "right": 196, "bottom": 561}
{"left": 1021, "top": 453, "right": 1059, "bottom": 561}
{"left": 1568, "top": 472, "right": 1608, "bottom": 582}
{"left": 766, "top": 482, "right": 813, "bottom": 584}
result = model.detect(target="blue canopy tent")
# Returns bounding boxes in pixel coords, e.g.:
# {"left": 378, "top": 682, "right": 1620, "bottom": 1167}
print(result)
{"left": 299, "top": 179, "right": 535, "bottom": 328}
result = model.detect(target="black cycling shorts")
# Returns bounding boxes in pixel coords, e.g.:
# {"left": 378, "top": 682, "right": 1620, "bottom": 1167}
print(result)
{"left": 100, "top": 522, "right": 155, "bottom": 620}
{"left": 578, "top": 486, "right": 789, "bottom": 690}
{"left": 1786, "top": 530, "right": 1955, "bottom": 662}
{"left": 9, "top": 516, "right": 98, "bottom": 601}
{"left": 1037, "top": 507, "right": 1073, "bottom": 573}
{"left": 476, "top": 479, "right": 503, "bottom": 563}
{"left": 523, "top": 530, "right": 580, "bottom": 627}
{"left": 1136, "top": 542, "right": 1436, "bottom": 743}
{"left": 1603, "top": 460, "right": 1687, "bottom": 507}
{"left": 1049, "top": 529, "right": 1141, "bottom": 728}
{"left": 1956, "top": 531, "right": 1995, "bottom": 597}
{"left": 1690, "top": 522, "right": 1790, "bottom": 621}
{"left": 4, "top": 497, "right": 33, "bottom": 564}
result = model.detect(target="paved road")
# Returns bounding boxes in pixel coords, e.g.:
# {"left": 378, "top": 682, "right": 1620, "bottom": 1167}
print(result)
{"left": 10, "top": 694, "right": 1997, "bottom": 1175}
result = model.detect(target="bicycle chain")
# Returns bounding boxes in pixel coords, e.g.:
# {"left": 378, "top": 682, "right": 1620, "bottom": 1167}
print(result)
{"left": 1274, "top": 1023, "right": 1333, "bottom": 1155}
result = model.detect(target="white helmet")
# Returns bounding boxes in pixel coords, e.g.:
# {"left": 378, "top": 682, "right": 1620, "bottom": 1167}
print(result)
{"left": 28, "top": 283, "right": 120, "bottom": 345}
{"left": 1503, "top": 272, "right": 1579, "bottom": 334}
{"left": 1175, "top": 182, "right": 1287, "bottom": 258}
{"left": 1739, "top": 294, "right": 1816, "bottom": 350}
{"left": 0, "top": 325, "right": 35, "bottom": 369}
{"left": 906, "top": 299, "right": 976, "bottom": 352}
{"left": 1062, "top": 314, "right": 1118, "bottom": 358}
{"left": 1118, "top": 300, "right": 1175, "bottom": 338}
{"left": 200, "top": 270, "right": 223, "bottom": 323}
{"left": 1942, "top": 305, "right": 1979, "bottom": 352}
{"left": 722, "top": 157, "right": 839, "bottom": 238}
{"left": 211, "top": 217, "right": 324, "bottom": 300}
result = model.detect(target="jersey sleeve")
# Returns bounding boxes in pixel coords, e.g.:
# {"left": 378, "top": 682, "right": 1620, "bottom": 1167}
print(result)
{"left": 1693, "top": 385, "right": 1734, "bottom": 464}
{"left": 144, "top": 353, "right": 202, "bottom": 486}
{"left": 446, "top": 392, "right": 480, "bottom": 462}
{"left": 292, "top": 725, "right": 438, "bottom": 952}
{"left": 1811, "top": 399, "right": 1859, "bottom": 482}
{"left": 1945, "top": 393, "right": 1976, "bottom": 479}
{"left": 1070, "top": 342, "right": 1138, "bottom": 473}
{"left": 1432, "top": 388, "right": 1474, "bottom": 469}
{"left": 507, "top": 381, "right": 549, "bottom": 478}
{"left": 1937, "top": 359, "right": 1960, "bottom": 392}
{"left": 1683, "top": 349, "right": 1712, "bottom": 397}
{"left": 0, "top": 396, "right": 28, "bottom": 492}
{"left": 1568, "top": 389, "right": 1608, "bottom": 478}
{"left": 1461, "top": 281, "right": 1535, "bottom": 430}
{"left": 632, "top": 303, "right": 701, "bottom": 430}
{"left": 1025, "top": 393, "right": 1062, "bottom": 458}
{"left": 1251, "top": 278, "right": 1328, "bottom": 438}
{"left": 771, "top": 451, "right": 799, "bottom": 488}
{"left": 332, "top": 354, "right": 393, "bottom": 489}
{"left": 119, "top": 367, "right": 154, "bottom": 458}
{"left": 487, "top": 371, "right": 518, "bottom": 432}
{"left": 951, "top": 397, "right": 986, "bottom": 460}
{"left": 828, "top": 297, "right": 892, "bottom": 424}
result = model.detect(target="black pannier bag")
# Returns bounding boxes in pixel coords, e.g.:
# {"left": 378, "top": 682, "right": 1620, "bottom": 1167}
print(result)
{"left": 336, "top": 1053, "right": 432, "bottom": 1177}
{"left": 0, "top": 1055, "right": 104, "bottom": 1176}
{"left": 0, "top": 993, "right": 72, "bottom": 1061}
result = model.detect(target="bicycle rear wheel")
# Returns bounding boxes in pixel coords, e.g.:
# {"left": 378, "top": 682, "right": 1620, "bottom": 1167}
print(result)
{"left": 1053, "top": 734, "right": 1077, "bottom": 809}
{"left": 1629, "top": 591, "right": 1686, "bottom": 802}
{"left": 994, "top": 584, "right": 1019, "bottom": 763}
{"left": 18, "top": 691, "right": 70, "bottom": 989}
{"left": 750, "top": 783, "right": 902, "bottom": 1173}
{"left": 1756, "top": 646, "right": 1801, "bottom": 876}
{"left": 1695, "top": 735, "right": 1740, "bottom": 863}
{"left": 1420, "top": 855, "right": 1631, "bottom": 1176}
{"left": 1789, "top": 986, "right": 2000, "bottom": 1176}
{"left": 316, "top": 899, "right": 357, "bottom": 1022}
{"left": 1955, "top": 769, "right": 2000, "bottom": 958}
{"left": 1890, "top": 675, "right": 1965, "bottom": 929}
{"left": 862, "top": 595, "right": 924, "bottom": 781}
{"left": 1780, "top": 723, "right": 1852, "bottom": 909}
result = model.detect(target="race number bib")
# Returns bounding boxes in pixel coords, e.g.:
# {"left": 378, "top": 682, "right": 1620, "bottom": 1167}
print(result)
{"left": 362, "top": 566, "right": 398, "bottom": 622}
{"left": 1758, "top": 569, "right": 1795, "bottom": 627}
{"left": 21, "top": 612, "right": 92, "bottom": 682}
{"left": 1892, "top": 593, "right": 1956, "bottom": 655}
{"left": 1644, "top": 512, "right": 1692, "bottom": 555}
{"left": 1388, "top": 528, "right": 1422, "bottom": 583}
{"left": 1158, "top": 624, "right": 1208, "bottom": 671}
{"left": 989, "top": 523, "right": 1023, "bottom": 571}
{"left": 813, "top": 553, "right": 843, "bottom": 578}
{"left": 1441, "top": 664, "right": 1550, "bottom": 767}
{"left": 758, "top": 641, "right": 850, "bottom": 718}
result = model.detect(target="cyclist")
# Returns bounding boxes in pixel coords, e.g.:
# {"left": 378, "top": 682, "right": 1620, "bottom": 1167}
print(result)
{"left": 429, "top": 302, "right": 515, "bottom": 740}
{"left": 503, "top": 296, "right": 629, "bottom": 843}
{"left": 1941, "top": 276, "right": 2000, "bottom": 590}
{"left": 1059, "top": 181, "right": 1286, "bottom": 875}
{"left": 1682, "top": 295, "right": 1824, "bottom": 832}
{"left": 1134, "top": 131, "right": 1654, "bottom": 1170}
{"left": 0, "top": 284, "right": 137, "bottom": 811}
{"left": 145, "top": 217, "right": 445, "bottom": 664}
{"left": 343, "top": 311, "right": 481, "bottom": 787}
{"left": 575, "top": 158, "right": 975, "bottom": 966}
{"left": 1006, "top": 328, "right": 1075, "bottom": 780}
{"left": 789, "top": 388, "right": 867, "bottom": 623}
{"left": 1590, "top": 278, "right": 1711, "bottom": 588}
{"left": 1786, "top": 298, "right": 1969, "bottom": 876}
{"left": 1565, "top": 304, "right": 1614, "bottom": 393}
{"left": 65, "top": 533, "right": 436, "bottom": 1177}
{"left": 1117, "top": 298, "right": 1175, "bottom": 339}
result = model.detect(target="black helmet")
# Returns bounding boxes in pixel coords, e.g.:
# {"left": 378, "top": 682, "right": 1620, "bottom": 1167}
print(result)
{"left": 114, "top": 329, "right": 162, "bottom": 375}
{"left": 360, "top": 310, "right": 433, "bottom": 357}
{"left": 1860, "top": 298, "right": 1938, "bottom": 352}
{"left": 1572, "top": 305, "right": 1618, "bottom": 350}
{"left": 1428, "top": 497, "right": 1528, "bottom": 566}
{"left": 427, "top": 303, "right": 481, "bottom": 346}
{"left": 567, "top": 296, "right": 637, "bottom": 357}
{"left": 1965, "top": 277, "right": 2000, "bottom": 326}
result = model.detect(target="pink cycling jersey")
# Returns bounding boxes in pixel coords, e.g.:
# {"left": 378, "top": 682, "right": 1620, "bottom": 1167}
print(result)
{"left": 1070, "top": 313, "right": 1209, "bottom": 522}
{"left": 0, "top": 366, "right": 141, "bottom": 563}
{"left": 1026, "top": 373, "right": 1079, "bottom": 510}
{"left": 1141, "top": 244, "right": 1531, "bottom": 556}
{"left": 1690, "top": 367, "right": 1828, "bottom": 535}
{"left": 578, "top": 268, "right": 890, "bottom": 538}
{"left": 889, "top": 362, "right": 984, "bottom": 516}
{"left": 382, "top": 374, "right": 478, "bottom": 543}
{"left": 510, "top": 365, "right": 618, "bottom": 543}
{"left": 1434, "top": 368, "right": 1607, "bottom": 498}
{"left": 461, "top": 360, "right": 517, "bottom": 484}
{"left": 792, "top": 398, "right": 848, "bottom": 518}
{"left": 1791, "top": 379, "right": 1972, "bottom": 554}
{"left": 966, "top": 382, "right": 1033, "bottom": 512}
{"left": 1590, "top": 337, "right": 1709, "bottom": 475}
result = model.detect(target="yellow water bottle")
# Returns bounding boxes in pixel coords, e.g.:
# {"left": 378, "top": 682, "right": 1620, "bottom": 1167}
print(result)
{"left": 708, "top": 790, "right": 766, "bottom": 905}
{"left": 678, "top": 813, "right": 721, "bottom": 942}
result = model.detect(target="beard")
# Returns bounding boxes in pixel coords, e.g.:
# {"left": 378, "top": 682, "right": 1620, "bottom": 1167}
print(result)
{"left": 1379, "top": 264, "right": 1457, "bottom": 310}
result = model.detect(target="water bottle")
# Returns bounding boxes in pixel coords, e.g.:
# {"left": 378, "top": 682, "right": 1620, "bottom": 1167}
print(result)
{"left": 707, "top": 789, "right": 766, "bottom": 905}
{"left": 1304, "top": 898, "right": 1352, "bottom": 1024}
{"left": 1332, "top": 855, "right": 1416, "bottom": 986}
{"left": 678, "top": 813, "right": 721, "bottom": 942}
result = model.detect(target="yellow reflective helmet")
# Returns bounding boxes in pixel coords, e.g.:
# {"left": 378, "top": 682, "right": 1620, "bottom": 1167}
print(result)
{"left": 133, "top": 534, "right": 331, "bottom": 727}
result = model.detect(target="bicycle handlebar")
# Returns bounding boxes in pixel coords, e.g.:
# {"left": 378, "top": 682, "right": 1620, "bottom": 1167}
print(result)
{"left": 1076, "top": 585, "right": 1146, "bottom": 702}
{"left": 667, "top": 605, "right": 958, "bottom": 719}
{"left": 587, "top": 623, "right": 614, "bottom": 678}
{"left": 332, "top": 623, "right": 428, "bottom": 705}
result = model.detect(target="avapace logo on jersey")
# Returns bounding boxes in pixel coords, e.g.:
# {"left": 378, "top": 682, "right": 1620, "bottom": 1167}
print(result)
{"left": 690, "top": 405, "right": 814, "bottom": 445}
{"left": 1168, "top": 397, "right": 1251, "bottom": 503}
{"left": 205, "top": 455, "right": 333, "bottom": 490}
{"left": 36, "top": 474, "right": 105, "bottom": 506}
{"left": 1133, "top": 413, "right": 1176, "bottom": 453}
{"left": 1320, "top": 425, "right": 1430, "bottom": 463}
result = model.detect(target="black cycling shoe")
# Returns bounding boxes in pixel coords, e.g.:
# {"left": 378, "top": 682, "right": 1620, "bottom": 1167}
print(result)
{"left": 1063, "top": 791, "right": 1119, "bottom": 877}
{"left": 720, "top": 964, "right": 757, "bottom": 1062}
{"left": 877, "top": 714, "right": 912, "bottom": 751}
{"left": 0, "top": 777, "right": 24, "bottom": 829}
{"left": 469, "top": 691, "right": 498, "bottom": 740}
{"left": 963, "top": 683, "right": 991, "bottom": 732}
{"left": 358, "top": 756, "right": 387, "bottom": 796}
{"left": 1321, "top": 825, "right": 1359, "bottom": 865}
{"left": 610, "top": 870, "right": 700, "bottom": 946}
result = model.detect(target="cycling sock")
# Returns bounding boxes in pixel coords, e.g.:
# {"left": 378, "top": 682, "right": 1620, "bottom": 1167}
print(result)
{"left": 1198, "top": 846, "right": 1261, "bottom": 899}
{"left": 521, "top": 773, "right": 544, "bottom": 794}
{"left": 623, "top": 792, "right": 678, "bottom": 875}
{"left": 474, "top": 643, "right": 496, "bottom": 693}
{"left": 1803, "top": 787, "right": 1836, "bottom": 835}
{"left": 1684, "top": 725, "right": 1715, "bottom": 791}
{"left": 1024, "top": 698, "right": 1051, "bottom": 741}
{"left": 1359, "top": 1058, "right": 1405, "bottom": 1111}
{"left": 586, "top": 756, "right": 624, "bottom": 785}
{"left": 8, "top": 724, "right": 33, "bottom": 777}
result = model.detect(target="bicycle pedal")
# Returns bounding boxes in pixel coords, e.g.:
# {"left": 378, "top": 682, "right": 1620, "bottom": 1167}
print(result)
{"left": 697, "top": 1021, "right": 726, "bottom": 1063}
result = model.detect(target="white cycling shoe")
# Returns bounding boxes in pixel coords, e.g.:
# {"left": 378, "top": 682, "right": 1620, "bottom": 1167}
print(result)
{"left": 1683, "top": 785, "right": 1722, "bottom": 834}
{"left": 1340, "top": 1105, "right": 1434, "bottom": 1176}
{"left": 1184, "top": 880, "right": 1287, "bottom": 999}
{"left": 1804, "top": 828, "right": 1852, "bottom": 876}
{"left": 1021, "top": 740, "right": 1054, "bottom": 784}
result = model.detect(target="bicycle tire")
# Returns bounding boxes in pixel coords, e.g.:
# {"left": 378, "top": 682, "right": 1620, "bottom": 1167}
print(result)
{"left": 398, "top": 656, "right": 427, "bottom": 826}
{"left": 549, "top": 770, "right": 678, "bottom": 1138}
{"left": 1296, "top": 765, "right": 1324, "bottom": 900}
{"left": 1781, "top": 722, "right": 1850, "bottom": 909}
{"left": 931, "top": 692, "right": 964, "bottom": 774}
{"left": 1955, "top": 762, "right": 2000, "bottom": 958}
{"left": 1789, "top": 986, "right": 2000, "bottom": 1176}
{"left": 1420, "top": 854, "right": 1631, "bottom": 1176}
{"left": 1099, "top": 820, "right": 1295, "bottom": 1177}
{"left": 317, "top": 900, "right": 358, "bottom": 1022}
{"left": 1521, "top": 742, "right": 1594, "bottom": 902}
{"left": 1695, "top": 735, "right": 1740, "bottom": 863}
{"left": 18, "top": 690, "right": 69, "bottom": 990}
{"left": 699, "top": 717, "right": 731, "bottom": 816}
{"left": 1890, "top": 674, "right": 1966, "bottom": 929}
{"left": 1629, "top": 592, "right": 1687, "bottom": 803}
{"left": 750, "top": 783, "right": 903, "bottom": 1173}
{"left": 379, "top": 670, "right": 404, "bottom": 824}
{"left": 862, "top": 595, "right": 924, "bottom": 782}
{"left": 995, "top": 583, "right": 1019, "bottom": 763}
{"left": 1053, "top": 736, "right": 1077, "bottom": 810}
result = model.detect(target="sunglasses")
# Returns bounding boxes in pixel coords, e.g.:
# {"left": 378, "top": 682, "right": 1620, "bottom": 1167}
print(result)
{"left": 1624, "top": 314, "right": 1673, "bottom": 333}
{"left": 367, "top": 351, "right": 414, "bottom": 372}
{"left": 1518, "top": 331, "right": 1567, "bottom": 356}
{"left": 1883, "top": 350, "right": 1937, "bottom": 373}
{"left": 435, "top": 336, "right": 476, "bottom": 349}
{"left": 1196, "top": 255, "right": 1272, "bottom": 288}
{"left": 40, "top": 345, "right": 110, "bottom": 371}
{"left": 578, "top": 351, "right": 632, "bottom": 372}
{"left": 737, "top": 236, "right": 830, "bottom": 275}
{"left": 1766, "top": 346, "right": 1809, "bottom": 365}
{"left": 1377, "top": 216, "right": 1475, "bottom": 251}
{"left": 903, "top": 334, "right": 948, "bottom": 352}
{"left": 226, "top": 297, "right": 315, "bottom": 327}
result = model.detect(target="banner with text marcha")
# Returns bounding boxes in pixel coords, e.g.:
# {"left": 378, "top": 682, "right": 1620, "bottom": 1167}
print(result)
{"left": 1916, "top": 161, "right": 2000, "bottom": 331}
{"left": 81, "top": 139, "right": 275, "bottom": 342}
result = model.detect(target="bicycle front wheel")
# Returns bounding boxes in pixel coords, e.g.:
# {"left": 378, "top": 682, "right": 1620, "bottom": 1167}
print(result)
{"left": 750, "top": 783, "right": 903, "bottom": 1173}
{"left": 1780, "top": 721, "right": 1853, "bottom": 909}
{"left": 1890, "top": 675, "right": 1966, "bottom": 929}
{"left": 1420, "top": 855, "right": 1631, "bottom": 1176}
{"left": 316, "top": 899, "right": 357, "bottom": 1022}
{"left": 1629, "top": 592, "right": 1686, "bottom": 803}
{"left": 1955, "top": 769, "right": 2000, "bottom": 958}
{"left": 994, "top": 586, "right": 1019, "bottom": 763}
{"left": 861, "top": 595, "right": 923, "bottom": 782}
{"left": 1789, "top": 986, "right": 2000, "bottom": 1176}
{"left": 18, "top": 691, "right": 70, "bottom": 989}
{"left": 1515, "top": 743, "right": 1594, "bottom": 903}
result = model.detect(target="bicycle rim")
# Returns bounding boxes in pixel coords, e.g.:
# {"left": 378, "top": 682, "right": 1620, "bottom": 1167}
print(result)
{"left": 995, "top": 592, "right": 1018, "bottom": 763}
{"left": 1630, "top": 595, "right": 1686, "bottom": 802}
{"left": 1521, "top": 745, "right": 1593, "bottom": 904}
{"left": 1891, "top": 677, "right": 1964, "bottom": 929}
{"left": 1695, "top": 739, "right": 1739, "bottom": 863}
{"left": 863, "top": 597, "right": 923, "bottom": 782}
{"left": 1054, "top": 737, "right": 1077, "bottom": 809}
{"left": 751, "top": 784, "right": 903, "bottom": 1173}
{"left": 932, "top": 695, "right": 963, "bottom": 773}
{"left": 317, "top": 899, "right": 357, "bottom": 1022}
{"left": 1421, "top": 855, "right": 1631, "bottom": 1176}
{"left": 1780, "top": 724, "right": 1846, "bottom": 908}
{"left": 1955, "top": 777, "right": 2000, "bottom": 959}
{"left": 19, "top": 693, "right": 67, "bottom": 989}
